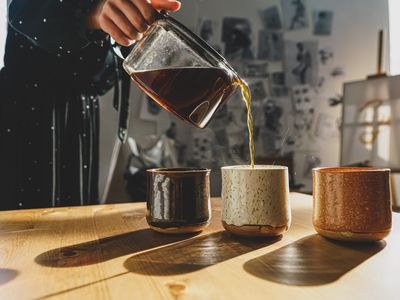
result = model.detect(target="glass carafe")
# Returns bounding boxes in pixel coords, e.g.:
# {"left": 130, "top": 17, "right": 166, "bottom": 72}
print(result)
{"left": 118, "top": 13, "right": 241, "bottom": 128}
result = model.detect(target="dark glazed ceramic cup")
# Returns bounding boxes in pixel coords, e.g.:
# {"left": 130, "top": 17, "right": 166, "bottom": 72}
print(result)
{"left": 313, "top": 167, "right": 392, "bottom": 241}
{"left": 146, "top": 168, "right": 211, "bottom": 234}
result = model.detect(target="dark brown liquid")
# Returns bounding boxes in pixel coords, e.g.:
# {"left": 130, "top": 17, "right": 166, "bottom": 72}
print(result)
{"left": 131, "top": 67, "right": 254, "bottom": 168}
{"left": 131, "top": 67, "right": 236, "bottom": 128}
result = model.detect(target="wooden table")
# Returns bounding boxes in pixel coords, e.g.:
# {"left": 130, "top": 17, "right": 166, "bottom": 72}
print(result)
{"left": 0, "top": 193, "right": 399, "bottom": 300}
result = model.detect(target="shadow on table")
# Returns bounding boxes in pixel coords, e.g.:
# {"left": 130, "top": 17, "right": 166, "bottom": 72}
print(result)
{"left": 0, "top": 268, "right": 18, "bottom": 285}
{"left": 35, "top": 229, "right": 198, "bottom": 267}
{"left": 243, "top": 234, "right": 386, "bottom": 286}
{"left": 124, "top": 231, "right": 280, "bottom": 276}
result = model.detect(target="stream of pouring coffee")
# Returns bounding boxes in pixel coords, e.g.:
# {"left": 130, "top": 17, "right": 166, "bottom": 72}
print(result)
{"left": 235, "top": 79, "right": 254, "bottom": 168}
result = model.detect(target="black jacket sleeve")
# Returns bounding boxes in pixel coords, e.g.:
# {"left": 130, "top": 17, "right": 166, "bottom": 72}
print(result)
{"left": 8, "top": 0, "right": 99, "bottom": 53}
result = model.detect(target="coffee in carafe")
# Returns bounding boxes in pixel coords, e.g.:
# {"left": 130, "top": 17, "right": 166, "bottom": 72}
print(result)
{"left": 130, "top": 66, "right": 236, "bottom": 128}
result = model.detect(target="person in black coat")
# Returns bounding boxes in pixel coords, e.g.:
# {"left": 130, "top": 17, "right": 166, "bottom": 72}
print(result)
{"left": 0, "top": 0, "right": 181, "bottom": 210}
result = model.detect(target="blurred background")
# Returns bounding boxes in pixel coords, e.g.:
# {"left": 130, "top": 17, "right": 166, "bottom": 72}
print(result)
{"left": 2, "top": 0, "right": 400, "bottom": 204}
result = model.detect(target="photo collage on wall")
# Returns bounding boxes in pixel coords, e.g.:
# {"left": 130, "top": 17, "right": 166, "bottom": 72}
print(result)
{"left": 138, "top": 0, "right": 344, "bottom": 188}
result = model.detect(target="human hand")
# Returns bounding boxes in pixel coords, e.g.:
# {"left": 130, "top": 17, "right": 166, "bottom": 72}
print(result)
{"left": 88, "top": 0, "right": 181, "bottom": 46}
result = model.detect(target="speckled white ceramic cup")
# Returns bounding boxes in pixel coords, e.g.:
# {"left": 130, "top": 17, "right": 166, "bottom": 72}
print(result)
{"left": 221, "top": 165, "right": 291, "bottom": 237}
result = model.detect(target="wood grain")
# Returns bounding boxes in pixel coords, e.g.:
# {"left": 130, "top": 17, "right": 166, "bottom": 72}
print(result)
{"left": 0, "top": 193, "right": 399, "bottom": 300}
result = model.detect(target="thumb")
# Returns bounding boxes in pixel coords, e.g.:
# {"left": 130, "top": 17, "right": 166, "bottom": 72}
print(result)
{"left": 151, "top": 0, "right": 181, "bottom": 12}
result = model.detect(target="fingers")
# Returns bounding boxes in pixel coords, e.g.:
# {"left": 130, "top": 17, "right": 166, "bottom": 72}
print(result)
{"left": 118, "top": 0, "right": 151, "bottom": 30}
{"left": 107, "top": 1, "right": 146, "bottom": 38}
{"left": 96, "top": 0, "right": 182, "bottom": 46}
{"left": 100, "top": 15, "right": 135, "bottom": 46}
{"left": 132, "top": 0, "right": 156, "bottom": 25}
{"left": 151, "top": 0, "right": 181, "bottom": 12}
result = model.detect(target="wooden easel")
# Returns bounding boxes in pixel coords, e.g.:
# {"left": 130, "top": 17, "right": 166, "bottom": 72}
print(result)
{"left": 367, "top": 29, "right": 387, "bottom": 79}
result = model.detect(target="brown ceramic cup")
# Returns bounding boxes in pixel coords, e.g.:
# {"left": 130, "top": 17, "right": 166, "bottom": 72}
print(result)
{"left": 146, "top": 168, "right": 211, "bottom": 234}
{"left": 313, "top": 167, "right": 392, "bottom": 242}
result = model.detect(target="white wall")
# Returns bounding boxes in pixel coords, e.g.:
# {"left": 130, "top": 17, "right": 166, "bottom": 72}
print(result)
{"left": 100, "top": 0, "right": 389, "bottom": 200}
{"left": 389, "top": 0, "right": 400, "bottom": 75}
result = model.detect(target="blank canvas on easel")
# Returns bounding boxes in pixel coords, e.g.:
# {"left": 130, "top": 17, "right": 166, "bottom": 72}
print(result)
{"left": 341, "top": 75, "right": 400, "bottom": 168}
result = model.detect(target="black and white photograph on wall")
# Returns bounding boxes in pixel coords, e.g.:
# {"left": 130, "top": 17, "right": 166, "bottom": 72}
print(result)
{"left": 264, "top": 99, "right": 284, "bottom": 133}
{"left": 213, "top": 128, "right": 230, "bottom": 147}
{"left": 190, "top": 129, "right": 215, "bottom": 165}
{"left": 164, "top": 121, "right": 187, "bottom": 165}
{"left": 261, "top": 127, "right": 283, "bottom": 155}
{"left": 252, "top": 106, "right": 265, "bottom": 143}
{"left": 271, "top": 86, "right": 290, "bottom": 97}
{"left": 258, "top": 31, "right": 283, "bottom": 61}
{"left": 261, "top": 99, "right": 284, "bottom": 155}
{"left": 249, "top": 80, "right": 268, "bottom": 104}
{"left": 198, "top": 18, "right": 216, "bottom": 42}
{"left": 292, "top": 85, "right": 313, "bottom": 112}
{"left": 222, "top": 17, "right": 254, "bottom": 60}
{"left": 258, "top": 6, "right": 282, "bottom": 30}
{"left": 244, "top": 61, "right": 269, "bottom": 77}
{"left": 319, "top": 47, "right": 334, "bottom": 66}
{"left": 284, "top": 40, "right": 318, "bottom": 86}
{"left": 197, "top": 17, "right": 222, "bottom": 54}
{"left": 313, "top": 10, "right": 334, "bottom": 36}
{"left": 291, "top": 85, "right": 316, "bottom": 133}
{"left": 282, "top": 0, "right": 308, "bottom": 30}
{"left": 292, "top": 113, "right": 314, "bottom": 144}
{"left": 226, "top": 126, "right": 248, "bottom": 162}
{"left": 270, "top": 72, "right": 289, "bottom": 97}
{"left": 271, "top": 72, "right": 285, "bottom": 85}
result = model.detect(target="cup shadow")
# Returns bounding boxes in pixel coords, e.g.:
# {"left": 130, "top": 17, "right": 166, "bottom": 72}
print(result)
{"left": 0, "top": 268, "right": 18, "bottom": 285}
{"left": 243, "top": 234, "right": 386, "bottom": 286}
{"left": 35, "top": 229, "right": 198, "bottom": 268}
{"left": 124, "top": 231, "right": 281, "bottom": 276}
